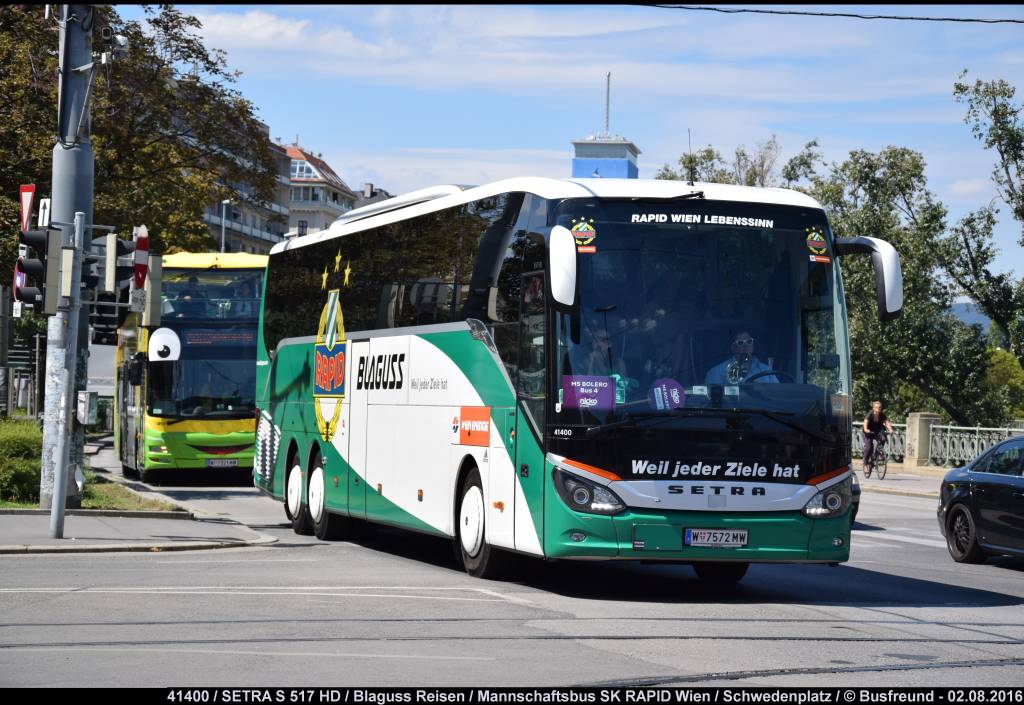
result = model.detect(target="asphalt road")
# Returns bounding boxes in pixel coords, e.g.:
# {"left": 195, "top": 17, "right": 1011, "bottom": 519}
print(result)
{"left": 1, "top": 469, "right": 1022, "bottom": 687}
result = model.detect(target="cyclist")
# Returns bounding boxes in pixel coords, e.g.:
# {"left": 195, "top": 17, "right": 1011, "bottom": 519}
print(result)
{"left": 862, "top": 400, "right": 894, "bottom": 476}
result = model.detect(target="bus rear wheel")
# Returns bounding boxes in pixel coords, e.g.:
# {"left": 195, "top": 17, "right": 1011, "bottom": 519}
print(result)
{"left": 455, "top": 468, "right": 507, "bottom": 579}
{"left": 309, "top": 454, "right": 346, "bottom": 541}
{"left": 286, "top": 461, "right": 313, "bottom": 535}
{"left": 693, "top": 562, "right": 749, "bottom": 584}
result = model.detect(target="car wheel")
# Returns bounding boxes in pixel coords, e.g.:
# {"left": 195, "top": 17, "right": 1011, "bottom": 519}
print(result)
{"left": 693, "top": 562, "right": 749, "bottom": 584}
{"left": 455, "top": 468, "right": 507, "bottom": 579}
{"left": 286, "top": 460, "right": 313, "bottom": 535}
{"left": 309, "top": 454, "right": 345, "bottom": 541}
{"left": 946, "top": 504, "right": 986, "bottom": 564}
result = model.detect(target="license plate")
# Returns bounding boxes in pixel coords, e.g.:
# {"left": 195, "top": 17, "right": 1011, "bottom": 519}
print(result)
{"left": 206, "top": 459, "right": 238, "bottom": 468}
{"left": 685, "top": 528, "right": 748, "bottom": 547}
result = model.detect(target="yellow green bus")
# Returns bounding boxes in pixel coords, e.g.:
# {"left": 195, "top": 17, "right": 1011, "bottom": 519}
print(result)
{"left": 115, "top": 252, "right": 266, "bottom": 483}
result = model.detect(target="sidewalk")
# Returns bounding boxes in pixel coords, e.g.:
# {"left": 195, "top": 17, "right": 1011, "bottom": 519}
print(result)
{"left": 855, "top": 462, "right": 946, "bottom": 499}
{"left": 0, "top": 436, "right": 277, "bottom": 555}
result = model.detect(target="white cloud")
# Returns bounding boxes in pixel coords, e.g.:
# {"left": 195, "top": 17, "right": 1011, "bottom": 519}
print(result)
{"left": 949, "top": 178, "right": 994, "bottom": 198}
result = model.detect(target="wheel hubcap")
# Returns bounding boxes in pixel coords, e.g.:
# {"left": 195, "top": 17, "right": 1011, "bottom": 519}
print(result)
{"left": 309, "top": 466, "right": 324, "bottom": 524}
{"left": 287, "top": 465, "right": 302, "bottom": 517}
{"left": 459, "top": 486, "right": 484, "bottom": 557}
{"left": 953, "top": 511, "right": 970, "bottom": 553}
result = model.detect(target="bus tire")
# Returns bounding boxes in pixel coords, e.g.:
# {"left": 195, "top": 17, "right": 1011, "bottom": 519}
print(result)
{"left": 286, "top": 459, "right": 314, "bottom": 536}
{"left": 455, "top": 468, "right": 507, "bottom": 579}
{"left": 121, "top": 463, "right": 138, "bottom": 479}
{"left": 139, "top": 468, "right": 159, "bottom": 485}
{"left": 309, "top": 453, "right": 345, "bottom": 541}
{"left": 693, "top": 561, "right": 749, "bottom": 584}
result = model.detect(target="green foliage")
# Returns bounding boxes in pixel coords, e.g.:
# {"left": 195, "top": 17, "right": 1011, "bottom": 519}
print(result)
{"left": 986, "top": 348, "right": 1024, "bottom": 421}
{"left": 0, "top": 5, "right": 280, "bottom": 289}
{"left": 0, "top": 419, "right": 42, "bottom": 503}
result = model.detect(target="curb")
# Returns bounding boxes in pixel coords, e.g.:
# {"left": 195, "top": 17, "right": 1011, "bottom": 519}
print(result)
{"left": 0, "top": 533, "right": 278, "bottom": 555}
{"left": 0, "top": 508, "right": 195, "bottom": 520}
{"left": 861, "top": 485, "right": 939, "bottom": 499}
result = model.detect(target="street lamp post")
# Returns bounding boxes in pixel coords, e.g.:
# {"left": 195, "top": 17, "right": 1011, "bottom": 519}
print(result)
{"left": 220, "top": 199, "right": 232, "bottom": 253}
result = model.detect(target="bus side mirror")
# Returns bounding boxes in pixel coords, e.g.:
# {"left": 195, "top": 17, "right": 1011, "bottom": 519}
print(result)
{"left": 548, "top": 225, "right": 577, "bottom": 310}
{"left": 835, "top": 237, "right": 903, "bottom": 321}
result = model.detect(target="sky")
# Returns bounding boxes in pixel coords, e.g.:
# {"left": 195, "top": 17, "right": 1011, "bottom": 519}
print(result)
{"left": 118, "top": 4, "right": 1024, "bottom": 276}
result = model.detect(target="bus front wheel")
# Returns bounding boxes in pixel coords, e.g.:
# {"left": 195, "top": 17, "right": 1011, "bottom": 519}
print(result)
{"left": 309, "top": 454, "right": 345, "bottom": 541}
{"left": 455, "top": 468, "right": 507, "bottom": 579}
{"left": 286, "top": 461, "right": 313, "bottom": 535}
{"left": 693, "top": 561, "right": 749, "bottom": 585}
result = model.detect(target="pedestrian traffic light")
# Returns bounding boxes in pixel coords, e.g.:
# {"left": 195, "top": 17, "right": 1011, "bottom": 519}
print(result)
{"left": 13, "top": 227, "right": 61, "bottom": 314}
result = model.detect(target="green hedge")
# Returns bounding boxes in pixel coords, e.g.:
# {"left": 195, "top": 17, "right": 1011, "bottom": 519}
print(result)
{"left": 0, "top": 420, "right": 42, "bottom": 503}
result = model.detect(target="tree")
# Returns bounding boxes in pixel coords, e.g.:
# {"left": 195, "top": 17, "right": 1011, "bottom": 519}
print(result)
{"left": 937, "top": 73, "right": 1024, "bottom": 369}
{"left": 0, "top": 4, "right": 280, "bottom": 285}
{"left": 656, "top": 136, "right": 782, "bottom": 187}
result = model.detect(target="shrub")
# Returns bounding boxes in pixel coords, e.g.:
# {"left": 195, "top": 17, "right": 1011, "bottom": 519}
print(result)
{"left": 0, "top": 420, "right": 42, "bottom": 503}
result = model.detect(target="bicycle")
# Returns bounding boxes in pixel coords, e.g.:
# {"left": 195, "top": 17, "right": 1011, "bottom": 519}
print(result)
{"left": 863, "top": 430, "right": 888, "bottom": 479}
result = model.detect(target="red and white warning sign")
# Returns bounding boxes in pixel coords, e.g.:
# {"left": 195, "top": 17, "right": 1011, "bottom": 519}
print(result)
{"left": 133, "top": 224, "right": 149, "bottom": 289}
{"left": 19, "top": 184, "right": 35, "bottom": 233}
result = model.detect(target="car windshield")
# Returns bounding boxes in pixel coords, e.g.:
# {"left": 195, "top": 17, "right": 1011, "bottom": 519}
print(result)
{"left": 552, "top": 198, "right": 851, "bottom": 434}
{"left": 147, "top": 325, "right": 257, "bottom": 419}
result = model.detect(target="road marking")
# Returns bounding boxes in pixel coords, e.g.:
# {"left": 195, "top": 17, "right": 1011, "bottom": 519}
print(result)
{"left": 852, "top": 532, "right": 947, "bottom": 549}
{"left": 0, "top": 585, "right": 530, "bottom": 605}
{"left": 2, "top": 646, "right": 493, "bottom": 661}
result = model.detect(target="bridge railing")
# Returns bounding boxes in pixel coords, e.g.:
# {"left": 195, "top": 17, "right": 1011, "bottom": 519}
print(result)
{"left": 927, "top": 424, "right": 1023, "bottom": 467}
{"left": 850, "top": 423, "right": 906, "bottom": 462}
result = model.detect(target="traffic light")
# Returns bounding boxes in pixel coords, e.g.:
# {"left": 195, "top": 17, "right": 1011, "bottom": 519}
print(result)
{"left": 89, "top": 234, "right": 135, "bottom": 345}
{"left": 89, "top": 287, "right": 129, "bottom": 345}
{"left": 13, "top": 227, "right": 61, "bottom": 314}
{"left": 102, "top": 232, "right": 135, "bottom": 293}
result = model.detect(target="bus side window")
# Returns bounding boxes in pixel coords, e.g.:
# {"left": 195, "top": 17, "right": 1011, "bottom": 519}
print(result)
{"left": 489, "top": 197, "right": 534, "bottom": 386}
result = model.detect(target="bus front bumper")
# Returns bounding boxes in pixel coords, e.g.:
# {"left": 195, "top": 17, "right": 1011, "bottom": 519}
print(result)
{"left": 544, "top": 507, "right": 852, "bottom": 563}
{"left": 144, "top": 429, "right": 254, "bottom": 471}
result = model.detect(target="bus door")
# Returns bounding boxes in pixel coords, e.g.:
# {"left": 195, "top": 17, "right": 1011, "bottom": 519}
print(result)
{"left": 514, "top": 269, "right": 547, "bottom": 554}
{"left": 120, "top": 362, "right": 139, "bottom": 471}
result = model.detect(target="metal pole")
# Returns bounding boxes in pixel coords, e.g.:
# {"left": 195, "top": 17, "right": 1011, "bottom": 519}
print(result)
{"left": 221, "top": 201, "right": 226, "bottom": 253}
{"left": 49, "top": 212, "right": 84, "bottom": 538}
{"left": 41, "top": 4, "right": 92, "bottom": 511}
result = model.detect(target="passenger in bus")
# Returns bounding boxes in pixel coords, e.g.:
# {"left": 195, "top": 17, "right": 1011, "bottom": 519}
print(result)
{"left": 573, "top": 326, "right": 628, "bottom": 378}
{"left": 177, "top": 276, "right": 207, "bottom": 317}
{"left": 704, "top": 329, "right": 779, "bottom": 384}
{"left": 232, "top": 282, "right": 257, "bottom": 317}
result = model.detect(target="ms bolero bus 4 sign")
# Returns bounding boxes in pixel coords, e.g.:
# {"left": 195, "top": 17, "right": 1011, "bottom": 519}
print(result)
{"left": 253, "top": 176, "right": 903, "bottom": 583}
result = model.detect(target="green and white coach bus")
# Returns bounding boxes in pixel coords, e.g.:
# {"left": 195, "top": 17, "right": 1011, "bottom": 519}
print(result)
{"left": 254, "top": 177, "right": 902, "bottom": 582}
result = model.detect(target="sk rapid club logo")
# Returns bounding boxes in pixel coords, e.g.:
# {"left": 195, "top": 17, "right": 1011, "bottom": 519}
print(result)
{"left": 571, "top": 218, "right": 597, "bottom": 253}
{"left": 805, "top": 227, "right": 827, "bottom": 255}
{"left": 313, "top": 250, "right": 353, "bottom": 442}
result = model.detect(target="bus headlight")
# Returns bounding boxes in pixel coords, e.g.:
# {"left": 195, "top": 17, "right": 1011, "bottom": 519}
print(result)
{"left": 802, "top": 477, "right": 852, "bottom": 518}
{"left": 553, "top": 469, "right": 625, "bottom": 515}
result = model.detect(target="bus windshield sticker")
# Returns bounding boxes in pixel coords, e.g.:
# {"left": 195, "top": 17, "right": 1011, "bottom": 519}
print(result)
{"left": 562, "top": 375, "right": 615, "bottom": 410}
{"left": 809, "top": 255, "right": 831, "bottom": 264}
{"left": 805, "top": 226, "right": 827, "bottom": 254}
{"left": 630, "top": 214, "right": 775, "bottom": 228}
{"left": 648, "top": 378, "right": 685, "bottom": 411}
{"left": 571, "top": 217, "right": 597, "bottom": 253}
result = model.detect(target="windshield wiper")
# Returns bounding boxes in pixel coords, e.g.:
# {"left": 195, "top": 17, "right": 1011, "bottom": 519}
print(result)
{"left": 585, "top": 409, "right": 691, "bottom": 437}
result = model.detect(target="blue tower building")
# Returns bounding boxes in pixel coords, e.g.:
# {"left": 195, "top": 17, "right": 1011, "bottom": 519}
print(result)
{"left": 571, "top": 73, "right": 641, "bottom": 179}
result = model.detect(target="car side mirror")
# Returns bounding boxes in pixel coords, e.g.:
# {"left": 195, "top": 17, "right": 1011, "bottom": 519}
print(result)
{"left": 835, "top": 237, "right": 903, "bottom": 321}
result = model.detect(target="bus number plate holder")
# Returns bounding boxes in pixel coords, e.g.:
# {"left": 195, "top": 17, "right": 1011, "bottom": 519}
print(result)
{"left": 207, "top": 459, "right": 238, "bottom": 468}
{"left": 685, "top": 528, "right": 748, "bottom": 547}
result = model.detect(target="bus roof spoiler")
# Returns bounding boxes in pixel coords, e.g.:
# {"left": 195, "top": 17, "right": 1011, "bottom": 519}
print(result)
{"left": 331, "top": 185, "right": 470, "bottom": 227}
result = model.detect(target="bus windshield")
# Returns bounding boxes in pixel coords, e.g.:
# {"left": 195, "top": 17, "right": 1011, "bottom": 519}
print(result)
{"left": 161, "top": 267, "right": 263, "bottom": 321}
{"left": 147, "top": 326, "right": 257, "bottom": 419}
{"left": 552, "top": 199, "right": 850, "bottom": 436}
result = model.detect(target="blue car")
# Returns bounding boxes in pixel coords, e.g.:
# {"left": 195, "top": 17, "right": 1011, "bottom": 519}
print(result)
{"left": 937, "top": 437, "right": 1024, "bottom": 563}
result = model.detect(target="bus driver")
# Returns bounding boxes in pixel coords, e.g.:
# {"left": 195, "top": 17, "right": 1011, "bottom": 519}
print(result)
{"left": 705, "top": 329, "right": 779, "bottom": 385}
